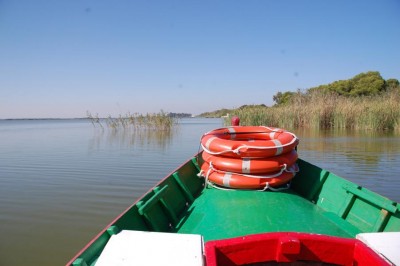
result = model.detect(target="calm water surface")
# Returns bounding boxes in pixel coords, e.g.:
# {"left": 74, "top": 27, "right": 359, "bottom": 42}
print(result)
{"left": 0, "top": 118, "right": 399, "bottom": 266}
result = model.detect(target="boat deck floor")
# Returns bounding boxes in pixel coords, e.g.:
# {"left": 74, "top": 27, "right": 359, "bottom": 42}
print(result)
{"left": 177, "top": 187, "right": 351, "bottom": 241}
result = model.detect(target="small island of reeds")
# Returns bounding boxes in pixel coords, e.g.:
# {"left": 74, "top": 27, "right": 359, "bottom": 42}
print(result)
{"left": 87, "top": 111, "right": 177, "bottom": 131}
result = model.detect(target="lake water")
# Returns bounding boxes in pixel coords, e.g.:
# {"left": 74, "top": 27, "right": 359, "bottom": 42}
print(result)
{"left": 0, "top": 118, "right": 399, "bottom": 266}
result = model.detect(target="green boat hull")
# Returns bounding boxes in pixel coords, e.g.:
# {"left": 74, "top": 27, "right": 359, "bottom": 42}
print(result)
{"left": 68, "top": 154, "right": 400, "bottom": 266}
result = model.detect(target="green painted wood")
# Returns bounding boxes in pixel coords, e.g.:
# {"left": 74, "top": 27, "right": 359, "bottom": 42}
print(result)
{"left": 191, "top": 157, "right": 201, "bottom": 172}
{"left": 385, "top": 209, "right": 400, "bottom": 231}
{"left": 176, "top": 188, "right": 353, "bottom": 241}
{"left": 137, "top": 186, "right": 169, "bottom": 215}
{"left": 343, "top": 185, "right": 398, "bottom": 214}
{"left": 67, "top": 155, "right": 400, "bottom": 266}
{"left": 72, "top": 258, "right": 88, "bottom": 266}
{"left": 172, "top": 172, "right": 195, "bottom": 202}
{"left": 154, "top": 186, "right": 179, "bottom": 226}
{"left": 338, "top": 191, "right": 356, "bottom": 219}
{"left": 71, "top": 232, "right": 111, "bottom": 266}
{"left": 106, "top": 225, "right": 120, "bottom": 236}
{"left": 372, "top": 209, "right": 390, "bottom": 232}
{"left": 291, "top": 159, "right": 330, "bottom": 201}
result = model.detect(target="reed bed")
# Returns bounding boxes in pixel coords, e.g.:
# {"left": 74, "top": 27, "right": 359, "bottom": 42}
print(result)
{"left": 226, "top": 89, "right": 400, "bottom": 132}
{"left": 87, "top": 111, "right": 177, "bottom": 132}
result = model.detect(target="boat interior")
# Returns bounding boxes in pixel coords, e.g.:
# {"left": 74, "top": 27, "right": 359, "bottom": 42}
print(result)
{"left": 70, "top": 153, "right": 400, "bottom": 265}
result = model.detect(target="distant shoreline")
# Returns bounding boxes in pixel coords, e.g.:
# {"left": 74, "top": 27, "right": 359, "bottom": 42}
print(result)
{"left": 0, "top": 118, "right": 89, "bottom": 121}
{"left": 0, "top": 116, "right": 209, "bottom": 121}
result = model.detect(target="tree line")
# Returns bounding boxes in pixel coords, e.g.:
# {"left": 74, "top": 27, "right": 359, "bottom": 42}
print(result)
{"left": 273, "top": 71, "right": 400, "bottom": 105}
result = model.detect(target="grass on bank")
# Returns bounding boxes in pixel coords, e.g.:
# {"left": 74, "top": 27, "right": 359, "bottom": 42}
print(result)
{"left": 87, "top": 111, "right": 177, "bottom": 131}
{"left": 224, "top": 89, "right": 400, "bottom": 132}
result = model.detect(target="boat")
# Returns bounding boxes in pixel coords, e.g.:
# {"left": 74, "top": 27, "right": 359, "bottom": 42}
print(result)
{"left": 67, "top": 122, "right": 400, "bottom": 265}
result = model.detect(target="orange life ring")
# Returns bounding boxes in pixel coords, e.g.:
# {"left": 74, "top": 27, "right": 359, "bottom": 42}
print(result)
{"left": 200, "top": 162, "right": 298, "bottom": 189}
{"left": 202, "top": 149, "right": 298, "bottom": 174}
{"left": 201, "top": 126, "right": 299, "bottom": 158}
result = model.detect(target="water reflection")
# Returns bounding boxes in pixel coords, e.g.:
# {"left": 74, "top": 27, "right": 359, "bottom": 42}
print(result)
{"left": 0, "top": 118, "right": 398, "bottom": 266}
{"left": 295, "top": 127, "right": 400, "bottom": 202}
{"left": 88, "top": 124, "right": 178, "bottom": 152}
{"left": 296, "top": 128, "right": 399, "bottom": 165}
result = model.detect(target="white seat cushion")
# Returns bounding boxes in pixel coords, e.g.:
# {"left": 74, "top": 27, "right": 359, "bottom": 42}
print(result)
{"left": 357, "top": 232, "right": 400, "bottom": 265}
{"left": 96, "top": 230, "right": 204, "bottom": 266}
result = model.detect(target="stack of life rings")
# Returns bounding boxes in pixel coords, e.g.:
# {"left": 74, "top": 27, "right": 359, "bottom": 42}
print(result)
{"left": 199, "top": 126, "right": 299, "bottom": 190}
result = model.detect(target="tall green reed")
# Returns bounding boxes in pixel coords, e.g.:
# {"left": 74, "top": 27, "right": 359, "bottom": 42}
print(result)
{"left": 87, "top": 111, "right": 177, "bottom": 132}
{"left": 226, "top": 89, "right": 400, "bottom": 132}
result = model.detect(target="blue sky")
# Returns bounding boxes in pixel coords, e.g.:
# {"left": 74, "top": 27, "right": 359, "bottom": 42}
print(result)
{"left": 1, "top": 1, "right": 399, "bottom": 118}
